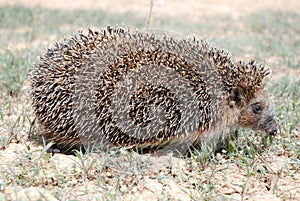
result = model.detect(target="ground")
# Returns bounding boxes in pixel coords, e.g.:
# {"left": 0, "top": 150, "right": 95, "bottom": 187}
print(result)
{"left": 0, "top": 0, "right": 299, "bottom": 200}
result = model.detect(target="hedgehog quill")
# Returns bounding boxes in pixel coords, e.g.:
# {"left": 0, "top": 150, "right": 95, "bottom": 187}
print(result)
{"left": 31, "top": 27, "right": 278, "bottom": 155}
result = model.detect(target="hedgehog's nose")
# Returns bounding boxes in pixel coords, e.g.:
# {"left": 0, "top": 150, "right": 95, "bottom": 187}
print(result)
{"left": 269, "top": 129, "right": 278, "bottom": 135}
{"left": 265, "top": 116, "right": 278, "bottom": 136}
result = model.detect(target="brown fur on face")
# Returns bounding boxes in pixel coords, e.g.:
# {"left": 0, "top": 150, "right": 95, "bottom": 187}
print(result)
{"left": 238, "top": 88, "right": 278, "bottom": 135}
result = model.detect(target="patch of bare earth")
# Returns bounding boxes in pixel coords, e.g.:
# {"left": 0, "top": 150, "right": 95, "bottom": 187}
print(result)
{"left": 1, "top": 141, "right": 299, "bottom": 200}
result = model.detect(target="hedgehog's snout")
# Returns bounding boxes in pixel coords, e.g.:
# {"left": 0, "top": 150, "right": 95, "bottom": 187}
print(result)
{"left": 261, "top": 115, "right": 278, "bottom": 135}
{"left": 267, "top": 120, "right": 278, "bottom": 135}
{"left": 255, "top": 92, "right": 278, "bottom": 136}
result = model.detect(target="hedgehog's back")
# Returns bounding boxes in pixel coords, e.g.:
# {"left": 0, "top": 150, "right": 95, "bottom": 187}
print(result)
{"left": 31, "top": 28, "right": 226, "bottom": 153}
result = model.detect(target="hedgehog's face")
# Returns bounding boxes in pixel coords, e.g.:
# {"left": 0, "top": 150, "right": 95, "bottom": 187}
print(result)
{"left": 237, "top": 88, "right": 278, "bottom": 135}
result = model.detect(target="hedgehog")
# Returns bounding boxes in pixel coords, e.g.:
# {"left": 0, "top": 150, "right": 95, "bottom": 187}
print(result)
{"left": 30, "top": 27, "right": 278, "bottom": 155}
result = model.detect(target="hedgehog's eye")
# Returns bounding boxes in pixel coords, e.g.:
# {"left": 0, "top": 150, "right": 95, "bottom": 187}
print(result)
{"left": 253, "top": 103, "right": 262, "bottom": 114}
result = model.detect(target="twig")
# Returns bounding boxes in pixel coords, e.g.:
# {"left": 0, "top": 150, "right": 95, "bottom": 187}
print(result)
{"left": 147, "top": 0, "right": 154, "bottom": 28}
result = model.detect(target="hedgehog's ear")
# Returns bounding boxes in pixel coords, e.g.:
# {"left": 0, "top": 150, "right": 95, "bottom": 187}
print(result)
{"left": 229, "top": 87, "right": 244, "bottom": 108}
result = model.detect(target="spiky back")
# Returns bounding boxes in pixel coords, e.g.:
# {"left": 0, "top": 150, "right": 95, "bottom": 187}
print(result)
{"left": 201, "top": 42, "right": 270, "bottom": 89}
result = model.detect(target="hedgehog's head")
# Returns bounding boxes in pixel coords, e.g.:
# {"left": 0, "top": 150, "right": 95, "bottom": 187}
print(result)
{"left": 234, "top": 87, "right": 278, "bottom": 135}
{"left": 227, "top": 61, "right": 278, "bottom": 135}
